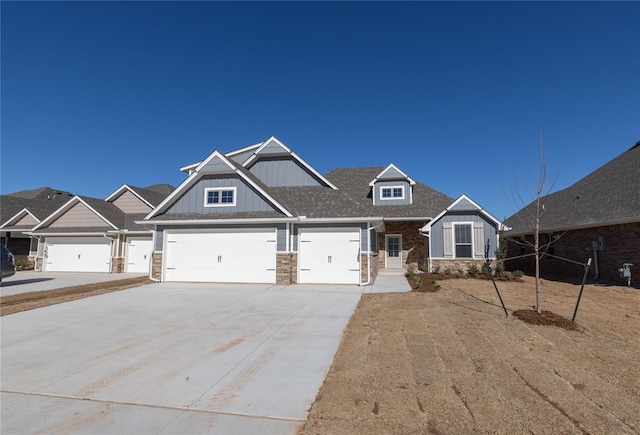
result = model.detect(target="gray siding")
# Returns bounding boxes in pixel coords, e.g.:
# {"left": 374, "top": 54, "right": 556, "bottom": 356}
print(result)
{"left": 260, "top": 139, "right": 286, "bottom": 154}
{"left": 201, "top": 155, "right": 233, "bottom": 173}
{"left": 112, "top": 190, "right": 152, "bottom": 213}
{"left": 292, "top": 223, "right": 367, "bottom": 252}
{"left": 374, "top": 180, "right": 411, "bottom": 206}
{"left": 49, "top": 202, "right": 107, "bottom": 228}
{"left": 248, "top": 157, "right": 323, "bottom": 187}
{"left": 228, "top": 149, "right": 256, "bottom": 165}
{"left": 15, "top": 213, "right": 39, "bottom": 227}
{"left": 164, "top": 175, "right": 279, "bottom": 215}
{"left": 430, "top": 213, "right": 498, "bottom": 258}
{"left": 378, "top": 166, "right": 405, "bottom": 180}
{"left": 154, "top": 223, "right": 286, "bottom": 252}
{"left": 450, "top": 198, "right": 477, "bottom": 211}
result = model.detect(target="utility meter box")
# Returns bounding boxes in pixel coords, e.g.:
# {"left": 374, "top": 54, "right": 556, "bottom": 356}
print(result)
{"left": 619, "top": 263, "right": 633, "bottom": 286}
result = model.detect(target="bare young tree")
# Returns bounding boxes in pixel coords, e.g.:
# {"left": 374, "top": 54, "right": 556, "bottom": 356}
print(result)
{"left": 506, "top": 134, "right": 560, "bottom": 314}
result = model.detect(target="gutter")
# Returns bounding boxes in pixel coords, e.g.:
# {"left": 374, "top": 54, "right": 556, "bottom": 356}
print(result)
{"left": 136, "top": 216, "right": 386, "bottom": 225}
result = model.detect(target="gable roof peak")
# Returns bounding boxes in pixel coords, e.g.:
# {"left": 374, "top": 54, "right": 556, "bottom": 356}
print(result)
{"left": 369, "top": 163, "right": 416, "bottom": 186}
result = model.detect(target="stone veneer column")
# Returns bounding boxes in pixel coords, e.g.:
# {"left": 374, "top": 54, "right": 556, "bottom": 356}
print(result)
{"left": 111, "top": 257, "right": 125, "bottom": 273}
{"left": 276, "top": 253, "right": 297, "bottom": 285}
{"left": 151, "top": 252, "right": 163, "bottom": 281}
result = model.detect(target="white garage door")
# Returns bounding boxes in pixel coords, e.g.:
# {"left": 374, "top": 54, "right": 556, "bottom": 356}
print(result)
{"left": 164, "top": 229, "right": 277, "bottom": 283}
{"left": 298, "top": 228, "right": 361, "bottom": 284}
{"left": 126, "top": 238, "right": 153, "bottom": 273}
{"left": 46, "top": 237, "right": 112, "bottom": 272}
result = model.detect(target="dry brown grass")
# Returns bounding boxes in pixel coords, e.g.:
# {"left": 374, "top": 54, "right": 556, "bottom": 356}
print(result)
{"left": 0, "top": 276, "right": 152, "bottom": 316}
{"left": 302, "top": 276, "right": 640, "bottom": 434}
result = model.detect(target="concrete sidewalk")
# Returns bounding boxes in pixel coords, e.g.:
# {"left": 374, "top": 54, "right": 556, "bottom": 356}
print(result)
{"left": 1, "top": 282, "right": 362, "bottom": 434}
{"left": 364, "top": 270, "right": 412, "bottom": 293}
{"left": 0, "top": 271, "right": 147, "bottom": 296}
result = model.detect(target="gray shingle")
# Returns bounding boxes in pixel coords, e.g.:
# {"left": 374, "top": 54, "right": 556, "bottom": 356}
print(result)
{"left": 505, "top": 142, "right": 640, "bottom": 235}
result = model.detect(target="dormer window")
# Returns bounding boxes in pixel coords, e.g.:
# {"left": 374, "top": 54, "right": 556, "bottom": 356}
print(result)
{"left": 204, "top": 187, "right": 236, "bottom": 207}
{"left": 381, "top": 186, "right": 405, "bottom": 200}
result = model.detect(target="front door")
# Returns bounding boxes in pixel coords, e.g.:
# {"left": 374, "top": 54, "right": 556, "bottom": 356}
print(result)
{"left": 385, "top": 235, "right": 402, "bottom": 269}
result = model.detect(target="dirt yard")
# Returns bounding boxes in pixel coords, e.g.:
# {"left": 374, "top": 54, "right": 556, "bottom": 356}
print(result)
{"left": 0, "top": 276, "right": 151, "bottom": 316}
{"left": 302, "top": 276, "right": 640, "bottom": 434}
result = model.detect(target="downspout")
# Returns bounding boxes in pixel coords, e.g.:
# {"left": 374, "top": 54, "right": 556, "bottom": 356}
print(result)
{"left": 593, "top": 243, "right": 600, "bottom": 280}
{"left": 419, "top": 228, "right": 431, "bottom": 272}
{"left": 103, "top": 233, "right": 114, "bottom": 273}
{"left": 148, "top": 227, "right": 160, "bottom": 282}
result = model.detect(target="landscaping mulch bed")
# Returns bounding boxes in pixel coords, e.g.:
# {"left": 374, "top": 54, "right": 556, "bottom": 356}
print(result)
{"left": 0, "top": 276, "right": 152, "bottom": 316}
{"left": 513, "top": 309, "right": 578, "bottom": 330}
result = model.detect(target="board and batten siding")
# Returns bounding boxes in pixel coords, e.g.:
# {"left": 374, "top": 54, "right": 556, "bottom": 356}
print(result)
{"left": 164, "top": 175, "right": 279, "bottom": 215}
{"left": 48, "top": 202, "right": 109, "bottom": 228}
{"left": 228, "top": 149, "right": 256, "bottom": 165}
{"left": 292, "top": 224, "right": 368, "bottom": 252}
{"left": 374, "top": 180, "right": 412, "bottom": 206}
{"left": 430, "top": 213, "right": 498, "bottom": 258}
{"left": 111, "top": 190, "right": 152, "bottom": 213}
{"left": 248, "top": 157, "right": 323, "bottom": 187}
{"left": 154, "top": 224, "right": 286, "bottom": 252}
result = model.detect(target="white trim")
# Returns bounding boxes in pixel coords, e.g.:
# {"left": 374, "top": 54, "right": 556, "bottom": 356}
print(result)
{"left": 26, "top": 232, "right": 112, "bottom": 237}
{"left": 138, "top": 216, "right": 384, "bottom": 226}
{"left": 452, "top": 221, "right": 474, "bottom": 259}
{"left": 32, "top": 196, "right": 119, "bottom": 231}
{"left": 0, "top": 208, "right": 40, "bottom": 229}
{"left": 421, "top": 194, "right": 507, "bottom": 233}
{"left": 380, "top": 185, "right": 405, "bottom": 200}
{"left": 203, "top": 187, "right": 237, "bottom": 207}
{"left": 241, "top": 136, "right": 339, "bottom": 190}
{"left": 144, "top": 150, "right": 294, "bottom": 219}
{"left": 105, "top": 184, "right": 154, "bottom": 208}
{"left": 369, "top": 163, "right": 416, "bottom": 186}
{"left": 179, "top": 161, "right": 200, "bottom": 174}
{"left": 225, "top": 141, "right": 263, "bottom": 157}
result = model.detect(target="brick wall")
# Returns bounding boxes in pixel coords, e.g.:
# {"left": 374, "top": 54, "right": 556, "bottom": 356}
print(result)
{"left": 111, "top": 257, "right": 124, "bottom": 274}
{"left": 151, "top": 252, "right": 163, "bottom": 281}
{"left": 506, "top": 222, "right": 640, "bottom": 287}
{"left": 35, "top": 256, "right": 44, "bottom": 272}
{"left": 276, "top": 253, "right": 297, "bottom": 285}
{"left": 377, "top": 221, "right": 426, "bottom": 270}
{"left": 370, "top": 252, "right": 379, "bottom": 284}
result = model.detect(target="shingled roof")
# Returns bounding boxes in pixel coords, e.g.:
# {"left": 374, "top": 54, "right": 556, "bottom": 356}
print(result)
{"left": 1, "top": 187, "right": 75, "bottom": 226}
{"left": 505, "top": 141, "right": 640, "bottom": 235}
{"left": 324, "top": 167, "right": 454, "bottom": 219}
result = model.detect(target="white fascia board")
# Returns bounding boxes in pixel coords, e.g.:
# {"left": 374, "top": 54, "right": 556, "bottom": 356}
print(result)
{"left": 26, "top": 231, "right": 111, "bottom": 237}
{"left": 106, "top": 229, "right": 153, "bottom": 235}
{"left": 136, "top": 217, "right": 298, "bottom": 225}
{"left": 105, "top": 184, "right": 154, "bottom": 208}
{"left": 241, "top": 136, "right": 338, "bottom": 190}
{"left": 422, "top": 194, "right": 507, "bottom": 233}
{"left": 144, "top": 170, "right": 205, "bottom": 220}
{"left": 179, "top": 162, "right": 201, "bottom": 174}
{"left": 0, "top": 208, "right": 40, "bottom": 229}
{"left": 368, "top": 163, "right": 416, "bottom": 186}
{"left": 385, "top": 216, "right": 433, "bottom": 222}
{"left": 225, "top": 141, "right": 263, "bottom": 157}
{"left": 298, "top": 217, "right": 384, "bottom": 224}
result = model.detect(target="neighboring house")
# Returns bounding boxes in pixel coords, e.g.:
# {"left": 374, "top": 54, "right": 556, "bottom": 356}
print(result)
{"left": 504, "top": 141, "right": 640, "bottom": 286}
{"left": 142, "top": 136, "right": 505, "bottom": 285}
{"left": 0, "top": 187, "right": 75, "bottom": 259}
{"left": 29, "top": 184, "right": 173, "bottom": 273}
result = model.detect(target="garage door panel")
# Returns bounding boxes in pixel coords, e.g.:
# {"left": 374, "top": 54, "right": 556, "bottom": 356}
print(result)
{"left": 298, "top": 229, "right": 360, "bottom": 284}
{"left": 164, "top": 230, "right": 276, "bottom": 283}
{"left": 46, "top": 237, "right": 111, "bottom": 273}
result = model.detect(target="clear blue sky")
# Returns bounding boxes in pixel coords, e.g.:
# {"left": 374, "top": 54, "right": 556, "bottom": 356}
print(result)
{"left": 2, "top": 2, "right": 638, "bottom": 220}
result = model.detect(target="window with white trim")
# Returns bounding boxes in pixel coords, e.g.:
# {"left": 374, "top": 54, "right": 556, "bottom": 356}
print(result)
{"left": 204, "top": 187, "right": 236, "bottom": 207}
{"left": 381, "top": 186, "right": 405, "bottom": 200}
{"left": 454, "top": 224, "right": 472, "bottom": 258}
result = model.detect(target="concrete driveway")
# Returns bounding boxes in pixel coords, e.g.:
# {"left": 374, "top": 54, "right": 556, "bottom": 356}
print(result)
{"left": 0, "top": 271, "right": 147, "bottom": 296}
{"left": 1, "top": 282, "right": 362, "bottom": 434}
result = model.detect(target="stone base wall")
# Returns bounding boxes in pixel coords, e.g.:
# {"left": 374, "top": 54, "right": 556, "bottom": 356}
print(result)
{"left": 152, "top": 252, "right": 163, "bottom": 281}
{"left": 35, "top": 256, "right": 44, "bottom": 272}
{"left": 276, "top": 253, "right": 297, "bottom": 285}
{"left": 431, "top": 258, "right": 485, "bottom": 274}
{"left": 362, "top": 252, "right": 380, "bottom": 284}
{"left": 378, "top": 221, "right": 427, "bottom": 271}
{"left": 506, "top": 222, "right": 640, "bottom": 287}
{"left": 111, "top": 257, "right": 124, "bottom": 274}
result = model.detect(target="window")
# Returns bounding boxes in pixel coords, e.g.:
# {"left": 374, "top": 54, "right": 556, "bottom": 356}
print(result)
{"left": 204, "top": 187, "right": 236, "bottom": 207}
{"left": 381, "top": 186, "right": 405, "bottom": 200}
{"left": 454, "top": 224, "right": 472, "bottom": 258}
